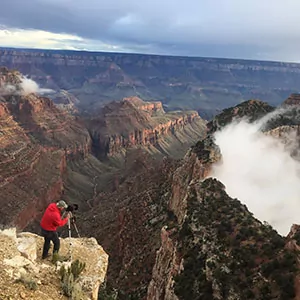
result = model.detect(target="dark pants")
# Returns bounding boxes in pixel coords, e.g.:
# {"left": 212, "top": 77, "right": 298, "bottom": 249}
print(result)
{"left": 41, "top": 228, "right": 60, "bottom": 258}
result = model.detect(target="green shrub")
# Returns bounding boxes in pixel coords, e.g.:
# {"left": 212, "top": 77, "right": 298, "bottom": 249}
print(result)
{"left": 71, "top": 259, "right": 86, "bottom": 280}
{"left": 59, "top": 259, "right": 86, "bottom": 298}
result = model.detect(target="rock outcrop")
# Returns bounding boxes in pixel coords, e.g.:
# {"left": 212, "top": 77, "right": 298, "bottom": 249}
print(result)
{"left": 88, "top": 96, "right": 207, "bottom": 159}
{"left": 48, "top": 90, "right": 80, "bottom": 114}
{"left": 283, "top": 93, "right": 300, "bottom": 106}
{"left": 207, "top": 99, "right": 275, "bottom": 133}
{"left": 0, "top": 227, "right": 108, "bottom": 300}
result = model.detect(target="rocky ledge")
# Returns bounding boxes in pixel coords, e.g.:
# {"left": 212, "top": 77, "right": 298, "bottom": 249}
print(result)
{"left": 0, "top": 227, "right": 108, "bottom": 300}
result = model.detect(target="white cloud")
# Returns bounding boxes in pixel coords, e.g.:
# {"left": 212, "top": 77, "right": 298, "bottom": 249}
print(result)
{"left": 211, "top": 110, "right": 300, "bottom": 236}
{"left": 1, "top": 0, "right": 300, "bottom": 60}
{"left": 0, "top": 74, "right": 55, "bottom": 96}
{"left": 0, "top": 27, "right": 132, "bottom": 53}
{"left": 19, "top": 76, "right": 55, "bottom": 95}
{"left": 0, "top": 28, "right": 83, "bottom": 50}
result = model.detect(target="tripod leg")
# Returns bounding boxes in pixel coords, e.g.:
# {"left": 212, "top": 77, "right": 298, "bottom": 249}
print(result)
{"left": 67, "top": 218, "right": 72, "bottom": 261}
{"left": 73, "top": 223, "right": 81, "bottom": 238}
{"left": 71, "top": 218, "right": 81, "bottom": 238}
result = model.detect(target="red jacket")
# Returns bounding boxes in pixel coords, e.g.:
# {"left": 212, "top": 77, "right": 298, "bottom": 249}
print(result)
{"left": 40, "top": 203, "right": 68, "bottom": 231}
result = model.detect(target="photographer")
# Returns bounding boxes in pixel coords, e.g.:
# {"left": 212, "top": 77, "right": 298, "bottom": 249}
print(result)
{"left": 40, "top": 200, "right": 71, "bottom": 259}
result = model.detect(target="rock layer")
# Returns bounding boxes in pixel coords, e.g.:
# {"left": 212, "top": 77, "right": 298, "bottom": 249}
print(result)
{"left": 88, "top": 96, "right": 207, "bottom": 159}
{"left": 1, "top": 48, "right": 300, "bottom": 117}
{"left": 0, "top": 67, "right": 91, "bottom": 229}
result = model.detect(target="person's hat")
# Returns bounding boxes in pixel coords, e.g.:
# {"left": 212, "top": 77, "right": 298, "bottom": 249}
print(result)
{"left": 56, "top": 200, "right": 68, "bottom": 209}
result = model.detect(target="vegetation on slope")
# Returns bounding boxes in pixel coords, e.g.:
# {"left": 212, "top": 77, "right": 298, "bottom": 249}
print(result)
{"left": 174, "top": 178, "right": 297, "bottom": 300}
{"left": 207, "top": 99, "right": 275, "bottom": 133}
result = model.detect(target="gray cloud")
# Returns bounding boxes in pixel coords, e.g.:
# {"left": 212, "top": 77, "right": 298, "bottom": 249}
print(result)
{"left": 0, "top": 0, "right": 300, "bottom": 61}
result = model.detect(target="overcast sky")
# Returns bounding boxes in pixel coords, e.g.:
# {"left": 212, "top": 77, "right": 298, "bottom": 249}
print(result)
{"left": 0, "top": 0, "right": 300, "bottom": 62}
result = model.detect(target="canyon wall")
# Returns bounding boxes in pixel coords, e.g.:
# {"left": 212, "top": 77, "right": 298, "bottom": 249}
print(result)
{"left": 146, "top": 98, "right": 300, "bottom": 300}
{"left": 88, "top": 96, "right": 207, "bottom": 159}
{"left": 0, "top": 48, "right": 300, "bottom": 117}
{"left": 0, "top": 68, "right": 91, "bottom": 229}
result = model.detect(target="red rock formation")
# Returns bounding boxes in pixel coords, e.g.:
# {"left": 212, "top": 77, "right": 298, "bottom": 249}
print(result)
{"left": 5, "top": 93, "right": 91, "bottom": 159}
{"left": 123, "top": 96, "right": 165, "bottom": 116}
{"left": 88, "top": 96, "right": 206, "bottom": 158}
{"left": 146, "top": 137, "right": 221, "bottom": 299}
{"left": 0, "top": 68, "right": 91, "bottom": 229}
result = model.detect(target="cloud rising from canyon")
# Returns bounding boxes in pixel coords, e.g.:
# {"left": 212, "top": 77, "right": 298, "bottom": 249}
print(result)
{"left": 211, "top": 111, "right": 300, "bottom": 236}
{"left": 0, "top": 76, "right": 54, "bottom": 96}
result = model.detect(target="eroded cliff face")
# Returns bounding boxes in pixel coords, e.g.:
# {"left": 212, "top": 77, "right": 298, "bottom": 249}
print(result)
{"left": 147, "top": 100, "right": 300, "bottom": 300}
{"left": 150, "top": 178, "right": 300, "bottom": 300}
{"left": 48, "top": 90, "right": 80, "bottom": 114}
{"left": 168, "top": 135, "right": 221, "bottom": 226}
{"left": 0, "top": 68, "right": 91, "bottom": 229}
{"left": 78, "top": 151, "right": 179, "bottom": 299}
{"left": 88, "top": 96, "right": 207, "bottom": 159}
{"left": 1, "top": 48, "right": 299, "bottom": 117}
{"left": 146, "top": 135, "right": 221, "bottom": 300}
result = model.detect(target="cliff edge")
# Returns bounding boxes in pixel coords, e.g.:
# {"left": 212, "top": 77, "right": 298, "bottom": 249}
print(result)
{"left": 0, "top": 228, "right": 108, "bottom": 300}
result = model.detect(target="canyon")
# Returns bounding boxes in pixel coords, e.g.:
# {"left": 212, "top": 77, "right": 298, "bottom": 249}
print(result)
{"left": 80, "top": 97, "right": 300, "bottom": 299}
{"left": 1, "top": 64, "right": 300, "bottom": 299}
{"left": 1, "top": 48, "right": 300, "bottom": 118}
{"left": 0, "top": 67, "right": 206, "bottom": 231}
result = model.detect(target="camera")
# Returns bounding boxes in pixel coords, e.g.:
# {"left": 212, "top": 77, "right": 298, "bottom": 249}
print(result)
{"left": 66, "top": 204, "right": 79, "bottom": 222}
{"left": 66, "top": 204, "right": 79, "bottom": 212}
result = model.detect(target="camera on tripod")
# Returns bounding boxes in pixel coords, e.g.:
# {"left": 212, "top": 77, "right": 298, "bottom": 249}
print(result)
{"left": 66, "top": 204, "right": 79, "bottom": 222}
{"left": 66, "top": 204, "right": 79, "bottom": 212}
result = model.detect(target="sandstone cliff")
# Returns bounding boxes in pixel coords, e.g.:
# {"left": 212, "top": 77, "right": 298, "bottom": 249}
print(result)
{"left": 88, "top": 96, "right": 207, "bottom": 159}
{"left": 0, "top": 227, "right": 108, "bottom": 300}
{"left": 0, "top": 67, "right": 91, "bottom": 229}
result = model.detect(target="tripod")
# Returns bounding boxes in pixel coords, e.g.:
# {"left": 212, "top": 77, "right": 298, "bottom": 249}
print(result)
{"left": 67, "top": 213, "right": 81, "bottom": 261}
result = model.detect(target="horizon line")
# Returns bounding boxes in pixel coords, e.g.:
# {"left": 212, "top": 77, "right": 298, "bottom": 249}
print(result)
{"left": 1, "top": 46, "right": 300, "bottom": 66}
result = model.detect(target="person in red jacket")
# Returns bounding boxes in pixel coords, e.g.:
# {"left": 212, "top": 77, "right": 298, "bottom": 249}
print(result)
{"left": 40, "top": 200, "right": 70, "bottom": 259}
